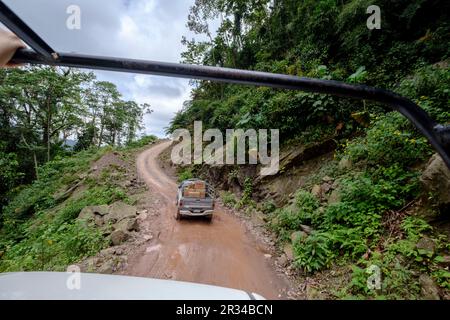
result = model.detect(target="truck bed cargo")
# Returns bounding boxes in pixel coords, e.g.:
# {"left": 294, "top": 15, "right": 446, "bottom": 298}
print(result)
{"left": 176, "top": 179, "right": 215, "bottom": 221}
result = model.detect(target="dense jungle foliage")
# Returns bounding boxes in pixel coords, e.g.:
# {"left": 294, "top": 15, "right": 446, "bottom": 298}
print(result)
{"left": 0, "top": 65, "right": 156, "bottom": 271}
{"left": 0, "top": 67, "right": 153, "bottom": 215}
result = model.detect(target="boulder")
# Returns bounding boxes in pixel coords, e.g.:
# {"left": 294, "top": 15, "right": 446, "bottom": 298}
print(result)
{"left": 322, "top": 176, "right": 333, "bottom": 183}
{"left": 128, "top": 192, "right": 147, "bottom": 206}
{"left": 300, "top": 224, "right": 313, "bottom": 234}
{"left": 97, "top": 260, "right": 115, "bottom": 274}
{"left": 338, "top": 157, "right": 352, "bottom": 170}
{"left": 100, "top": 247, "right": 117, "bottom": 256}
{"left": 311, "top": 185, "right": 322, "bottom": 198}
{"left": 419, "top": 274, "right": 440, "bottom": 300}
{"left": 114, "top": 217, "right": 139, "bottom": 233}
{"left": 290, "top": 231, "right": 308, "bottom": 244}
{"left": 420, "top": 153, "right": 450, "bottom": 207}
{"left": 78, "top": 206, "right": 95, "bottom": 221}
{"left": 283, "top": 243, "right": 294, "bottom": 261}
{"left": 94, "top": 215, "right": 104, "bottom": 227}
{"left": 104, "top": 202, "right": 137, "bottom": 224}
{"left": 328, "top": 190, "right": 341, "bottom": 204}
{"left": 111, "top": 230, "right": 129, "bottom": 246}
{"left": 91, "top": 205, "right": 109, "bottom": 216}
{"left": 331, "top": 179, "right": 340, "bottom": 190}
{"left": 78, "top": 205, "right": 110, "bottom": 222}
{"left": 321, "top": 182, "right": 332, "bottom": 194}
{"left": 277, "top": 254, "right": 289, "bottom": 267}
{"left": 416, "top": 237, "right": 436, "bottom": 255}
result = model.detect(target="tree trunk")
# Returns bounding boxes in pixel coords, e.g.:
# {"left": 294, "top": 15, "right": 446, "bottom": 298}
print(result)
{"left": 112, "top": 129, "right": 116, "bottom": 146}
{"left": 90, "top": 109, "right": 97, "bottom": 146}
{"left": 47, "top": 101, "right": 51, "bottom": 162}
{"left": 33, "top": 152, "right": 39, "bottom": 180}
{"left": 98, "top": 121, "right": 104, "bottom": 147}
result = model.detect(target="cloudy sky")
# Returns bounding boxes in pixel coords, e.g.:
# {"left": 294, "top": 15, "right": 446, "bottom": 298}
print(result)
{"left": 4, "top": 0, "right": 210, "bottom": 137}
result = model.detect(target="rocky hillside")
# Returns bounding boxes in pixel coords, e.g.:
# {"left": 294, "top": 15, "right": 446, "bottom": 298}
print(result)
{"left": 164, "top": 134, "right": 450, "bottom": 299}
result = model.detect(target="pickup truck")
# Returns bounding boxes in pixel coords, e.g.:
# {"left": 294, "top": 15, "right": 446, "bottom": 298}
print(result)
{"left": 176, "top": 179, "right": 215, "bottom": 221}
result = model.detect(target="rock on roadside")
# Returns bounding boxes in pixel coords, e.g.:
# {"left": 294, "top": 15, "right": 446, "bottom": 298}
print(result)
{"left": 77, "top": 201, "right": 139, "bottom": 246}
{"left": 421, "top": 153, "right": 450, "bottom": 207}
{"left": 419, "top": 274, "right": 440, "bottom": 300}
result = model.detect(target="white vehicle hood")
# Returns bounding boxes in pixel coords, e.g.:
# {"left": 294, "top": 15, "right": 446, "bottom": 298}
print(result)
{"left": 0, "top": 272, "right": 264, "bottom": 300}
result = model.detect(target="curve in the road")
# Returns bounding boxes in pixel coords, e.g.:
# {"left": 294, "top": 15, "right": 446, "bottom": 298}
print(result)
{"left": 124, "top": 141, "right": 290, "bottom": 299}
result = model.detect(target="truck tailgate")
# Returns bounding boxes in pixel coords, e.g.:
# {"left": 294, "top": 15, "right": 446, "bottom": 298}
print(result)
{"left": 181, "top": 198, "right": 214, "bottom": 211}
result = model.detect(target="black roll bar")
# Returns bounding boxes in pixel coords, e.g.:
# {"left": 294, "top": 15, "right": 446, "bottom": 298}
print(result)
{"left": 1, "top": 1, "right": 449, "bottom": 168}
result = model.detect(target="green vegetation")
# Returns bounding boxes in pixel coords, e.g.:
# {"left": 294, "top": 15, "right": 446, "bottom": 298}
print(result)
{"left": 0, "top": 82, "right": 157, "bottom": 272}
{"left": 236, "top": 177, "right": 254, "bottom": 209}
{"left": 0, "top": 135, "right": 155, "bottom": 272}
{"left": 123, "top": 135, "right": 157, "bottom": 149}
{"left": 0, "top": 61, "right": 158, "bottom": 271}
{"left": 0, "top": 148, "right": 107, "bottom": 271}
{"left": 177, "top": 167, "right": 194, "bottom": 182}
{"left": 169, "top": 0, "right": 449, "bottom": 139}
{"left": 221, "top": 191, "right": 238, "bottom": 208}
{"left": 0, "top": 66, "right": 153, "bottom": 215}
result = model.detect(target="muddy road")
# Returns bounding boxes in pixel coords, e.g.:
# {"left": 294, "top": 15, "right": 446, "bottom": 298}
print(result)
{"left": 121, "top": 141, "right": 291, "bottom": 299}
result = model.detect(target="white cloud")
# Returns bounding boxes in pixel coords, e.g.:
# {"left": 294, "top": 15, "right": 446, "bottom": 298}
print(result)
{"left": 3, "top": 0, "right": 201, "bottom": 137}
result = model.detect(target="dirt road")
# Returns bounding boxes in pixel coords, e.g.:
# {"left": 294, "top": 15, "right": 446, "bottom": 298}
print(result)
{"left": 122, "top": 141, "right": 290, "bottom": 299}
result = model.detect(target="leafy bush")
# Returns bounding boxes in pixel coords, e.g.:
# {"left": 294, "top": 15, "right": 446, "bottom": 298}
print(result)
{"left": 0, "top": 219, "right": 107, "bottom": 272}
{"left": 345, "top": 259, "right": 420, "bottom": 300}
{"left": 398, "top": 65, "right": 450, "bottom": 124}
{"left": 236, "top": 178, "right": 254, "bottom": 208}
{"left": 326, "top": 166, "right": 419, "bottom": 229}
{"left": 293, "top": 231, "right": 333, "bottom": 273}
{"left": 401, "top": 216, "right": 433, "bottom": 241}
{"left": 295, "top": 190, "right": 320, "bottom": 218}
{"left": 270, "top": 190, "right": 318, "bottom": 232}
{"left": 261, "top": 199, "right": 277, "bottom": 214}
{"left": 0, "top": 181, "right": 126, "bottom": 272}
{"left": 1, "top": 148, "right": 109, "bottom": 231}
{"left": 0, "top": 147, "right": 120, "bottom": 272}
{"left": 0, "top": 145, "right": 22, "bottom": 209}
{"left": 340, "top": 216, "right": 450, "bottom": 299}
{"left": 124, "top": 135, "right": 157, "bottom": 149}
{"left": 343, "top": 113, "right": 432, "bottom": 167}
{"left": 272, "top": 160, "right": 421, "bottom": 274}
{"left": 221, "top": 191, "right": 237, "bottom": 208}
{"left": 177, "top": 168, "right": 193, "bottom": 182}
{"left": 55, "top": 186, "right": 128, "bottom": 225}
